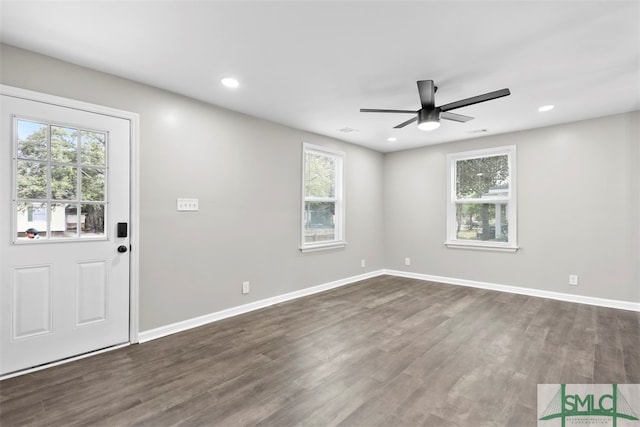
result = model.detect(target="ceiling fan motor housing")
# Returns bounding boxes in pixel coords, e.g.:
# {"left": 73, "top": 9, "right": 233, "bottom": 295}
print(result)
{"left": 419, "top": 107, "right": 440, "bottom": 124}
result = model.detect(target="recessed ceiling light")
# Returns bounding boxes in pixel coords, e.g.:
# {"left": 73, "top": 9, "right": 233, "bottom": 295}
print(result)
{"left": 387, "top": 137, "right": 397, "bottom": 142}
{"left": 538, "top": 105, "right": 554, "bottom": 112}
{"left": 221, "top": 77, "right": 239, "bottom": 88}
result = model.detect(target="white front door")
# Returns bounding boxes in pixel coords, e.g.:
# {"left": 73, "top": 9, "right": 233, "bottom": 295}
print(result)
{"left": 0, "top": 94, "right": 131, "bottom": 376}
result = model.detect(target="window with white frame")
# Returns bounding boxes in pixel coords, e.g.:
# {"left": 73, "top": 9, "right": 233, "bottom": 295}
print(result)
{"left": 446, "top": 145, "right": 517, "bottom": 251}
{"left": 301, "top": 143, "right": 345, "bottom": 252}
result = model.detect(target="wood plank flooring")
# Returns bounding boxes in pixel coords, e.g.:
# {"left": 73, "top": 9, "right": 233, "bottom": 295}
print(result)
{"left": 1, "top": 275, "right": 639, "bottom": 426}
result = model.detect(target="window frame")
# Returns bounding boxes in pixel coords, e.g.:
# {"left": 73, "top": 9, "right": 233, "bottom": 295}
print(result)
{"left": 300, "top": 142, "right": 346, "bottom": 252}
{"left": 445, "top": 145, "right": 518, "bottom": 252}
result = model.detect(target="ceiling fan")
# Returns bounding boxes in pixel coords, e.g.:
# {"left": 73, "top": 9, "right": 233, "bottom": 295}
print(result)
{"left": 360, "top": 80, "right": 511, "bottom": 131}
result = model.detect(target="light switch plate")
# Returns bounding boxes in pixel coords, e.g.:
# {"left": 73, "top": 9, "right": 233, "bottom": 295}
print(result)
{"left": 177, "top": 198, "right": 199, "bottom": 211}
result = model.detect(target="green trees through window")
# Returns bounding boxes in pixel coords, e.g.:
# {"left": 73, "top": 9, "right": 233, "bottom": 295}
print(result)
{"left": 455, "top": 154, "right": 509, "bottom": 242}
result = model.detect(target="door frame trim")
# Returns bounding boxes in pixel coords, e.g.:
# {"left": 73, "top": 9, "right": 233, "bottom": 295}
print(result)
{"left": 1, "top": 84, "right": 140, "bottom": 344}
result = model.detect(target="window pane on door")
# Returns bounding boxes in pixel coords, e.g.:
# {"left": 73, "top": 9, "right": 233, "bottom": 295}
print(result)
{"left": 16, "top": 202, "right": 47, "bottom": 240}
{"left": 81, "top": 204, "right": 105, "bottom": 238}
{"left": 81, "top": 167, "right": 105, "bottom": 201}
{"left": 17, "top": 160, "right": 47, "bottom": 199}
{"left": 51, "top": 165, "right": 77, "bottom": 200}
{"left": 51, "top": 126, "right": 78, "bottom": 163}
{"left": 50, "top": 203, "right": 76, "bottom": 239}
{"left": 17, "top": 120, "right": 47, "bottom": 160}
{"left": 80, "top": 130, "right": 106, "bottom": 165}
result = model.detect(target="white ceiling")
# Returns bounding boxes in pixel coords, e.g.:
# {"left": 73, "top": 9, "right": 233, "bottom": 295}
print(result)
{"left": 1, "top": 1, "right": 639, "bottom": 152}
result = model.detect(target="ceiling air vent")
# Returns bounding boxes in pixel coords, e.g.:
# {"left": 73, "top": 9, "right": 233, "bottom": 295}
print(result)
{"left": 338, "top": 127, "right": 359, "bottom": 133}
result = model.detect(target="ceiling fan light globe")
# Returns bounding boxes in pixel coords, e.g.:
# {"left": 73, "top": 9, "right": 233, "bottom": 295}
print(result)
{"left": 417, "top": 121, "right": 441, "bottom": 131}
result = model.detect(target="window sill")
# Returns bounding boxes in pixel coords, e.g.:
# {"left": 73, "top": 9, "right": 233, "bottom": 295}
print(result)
{"left": 300, "top": 241, "right": 347, "bottom": 253}
{"left": 444, "top": 241, "right": 519, "bottom": 253}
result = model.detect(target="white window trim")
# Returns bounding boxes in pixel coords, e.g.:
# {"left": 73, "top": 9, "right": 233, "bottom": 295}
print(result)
{"left": 300, "top": 142, "right": 346, "bottom": 252}
{"left": 445, "top": 145, "right": 518, "bottom": 252}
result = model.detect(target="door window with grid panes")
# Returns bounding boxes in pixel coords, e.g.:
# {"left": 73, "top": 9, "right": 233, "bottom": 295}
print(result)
{"left": 14, "top": 118, "right": 107, "bottom": 242}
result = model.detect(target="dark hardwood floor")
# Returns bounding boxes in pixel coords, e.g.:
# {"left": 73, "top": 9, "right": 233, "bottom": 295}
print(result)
{"left": 1, "top": 275, "right": 639, "bottom": 426}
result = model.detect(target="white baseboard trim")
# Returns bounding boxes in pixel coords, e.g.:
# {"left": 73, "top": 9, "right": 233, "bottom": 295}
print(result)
{"left": 138, "top": 269, "right": 386, "bottom": 343}
{"left": 384, "top": 269, "right": 640, "bottom": 312}
{"left": 139, "top": 268, "right": 639, "bottom": 344}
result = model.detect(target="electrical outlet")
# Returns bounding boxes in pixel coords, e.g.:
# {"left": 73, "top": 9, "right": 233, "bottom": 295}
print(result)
{"left": 361, "top": 259, "right": 366, "bottom": 268}
{"left": 242, "top": 281, "right": 250, "bottom": 294}
{"left": 404, "top": 257, "right": 411, "bottom": 266}
{"left": 569, "top": 275, "right": 579, "bottom": 286}
{"left": 177, "top": 198, "right": 199, "bottom": 211}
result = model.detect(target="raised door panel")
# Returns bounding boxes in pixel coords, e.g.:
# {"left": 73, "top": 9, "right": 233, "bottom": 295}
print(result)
{"left": 12, "top": 265, "right": 52, "bottom": 339}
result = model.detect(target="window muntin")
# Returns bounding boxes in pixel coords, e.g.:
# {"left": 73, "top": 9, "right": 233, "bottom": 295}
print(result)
{"left": 447, "top": 146, "right": 517, "bottom": 251}
{"left": 301, "top": 143, "right": 345, "bottom": 251}
{"left": 13, "top": 117, "right": 107, "bottom": 242}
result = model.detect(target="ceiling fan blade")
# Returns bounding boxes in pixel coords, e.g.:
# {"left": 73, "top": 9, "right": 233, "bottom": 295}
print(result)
{"left": 441, "top": 111, "right": 474, "bottom": 123}
{"left": 439, "top": 88, "right": 511, "bottom": 112}
{"left": 394, "top": 116, "right": 418, "bottom": 128}
{"left": 360, "top": 108, "right": 417, "bottom": 114}
{"left": 417, "top": 80, "right": 436, "bottom": 109}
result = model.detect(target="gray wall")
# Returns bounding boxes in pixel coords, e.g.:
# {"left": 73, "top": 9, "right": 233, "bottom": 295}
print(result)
{"left": 384, "top": 112, "right": 640, "bottom": 303}
{"left": 1, "top": 44, "right": 638, "bottom": 336}
{"left": 0, "top": 44, "right": 386, "bottom": 331}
